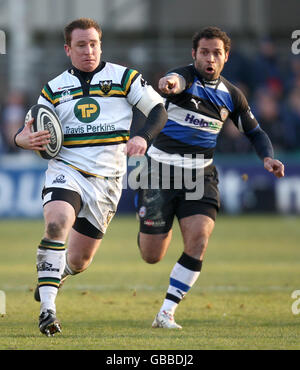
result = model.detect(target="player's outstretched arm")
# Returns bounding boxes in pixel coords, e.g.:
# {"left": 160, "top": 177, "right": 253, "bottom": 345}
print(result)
{"left": 14, "top": 119, "right": 50, "bottom": 151}
{"left": 263, "top": 157, "right": 285, "bottom": 178}
{"left": 244, "top": 126, "right": 284, "bottom": 179}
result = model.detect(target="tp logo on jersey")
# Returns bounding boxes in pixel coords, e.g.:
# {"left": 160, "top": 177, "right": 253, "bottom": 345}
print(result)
{"left": 74, "top": 97, "right": 100, "bottom": 123}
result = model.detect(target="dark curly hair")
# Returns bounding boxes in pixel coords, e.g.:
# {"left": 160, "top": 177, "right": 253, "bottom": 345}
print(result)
{"left": 192, "top": 27, "right": 231, "bottom": 53}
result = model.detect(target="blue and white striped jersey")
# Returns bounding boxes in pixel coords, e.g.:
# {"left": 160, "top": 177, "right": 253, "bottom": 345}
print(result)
{"left": 148, "top": 64, "right": 259, "bottom": 168}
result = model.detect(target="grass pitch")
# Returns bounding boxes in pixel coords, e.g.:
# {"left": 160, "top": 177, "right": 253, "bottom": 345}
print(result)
{"left": 0, "top": 214, "right": 300, "bottom": 350}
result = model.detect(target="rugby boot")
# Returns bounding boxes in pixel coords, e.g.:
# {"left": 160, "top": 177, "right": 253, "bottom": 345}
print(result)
{"left": 152, "top": 310, "right": 182, "bottom": 329}
{"left": 39, "top": 309, "right": 61, "bottom": 337}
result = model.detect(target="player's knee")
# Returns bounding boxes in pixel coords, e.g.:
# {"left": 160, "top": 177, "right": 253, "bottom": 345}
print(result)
{"left": 46, "top": 214, "right": 69, "bottom": 239}
{"left": 47, "top": 221, "right": 64, "bottom": 240}
{"left": 69, "top": 262, "right": 85, "bottom": 273}
{"left": 67, "top": 260, "right": 85, "bottom": 273}
{"left": 68, "top": 253, "right": 93, "bottom": 273}
{"left": 185, "top": 233, "right": 210, "bottom": 258}
{"left": 141, "top": 253, "right": 162, "bottom": 264}
{"left": 138, "top": 232, "right": 170, "bottom": 264}
{"left": 139, "top": 246, "right": 163, "bottom": 264}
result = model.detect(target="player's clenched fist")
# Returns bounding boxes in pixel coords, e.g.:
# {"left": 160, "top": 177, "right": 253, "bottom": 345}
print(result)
{"left": 263, "top": 157, "right": 285, "bottom": 178}
{"left": 125, "top": 135, "right": 147, "bottom": 157}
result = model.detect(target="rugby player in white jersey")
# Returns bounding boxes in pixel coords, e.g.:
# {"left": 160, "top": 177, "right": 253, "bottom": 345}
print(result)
{"left": 136, "top": 27, "right": 285, "bottom": 329}
{"left": 15, "top": 18, "right": 167, "bottom": 336}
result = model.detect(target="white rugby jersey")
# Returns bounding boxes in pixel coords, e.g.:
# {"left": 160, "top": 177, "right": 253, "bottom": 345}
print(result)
{"left": 38, "top": 61, "right": 163, "bottom": 177}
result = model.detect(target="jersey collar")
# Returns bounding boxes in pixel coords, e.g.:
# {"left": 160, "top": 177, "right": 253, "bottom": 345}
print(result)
{"left": 68, "top": 61, "right": 106, "bottom": 80}
{"left": 192, "top": 64, "right": 221, "bottom": 90}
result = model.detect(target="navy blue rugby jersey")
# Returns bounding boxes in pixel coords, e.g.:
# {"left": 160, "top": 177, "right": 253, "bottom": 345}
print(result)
{"left": 149, "top": 64, "right": 259, "bottom": 161}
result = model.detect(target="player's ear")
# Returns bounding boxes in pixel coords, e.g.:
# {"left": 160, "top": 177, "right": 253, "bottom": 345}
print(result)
{"left": 191, "top": 48, "right": 196, "bottom": 60}
{"left": 224, "top": 51, "right": 229, "bottom": 63}
{"left": 64, "top": 44, "right": 70, "bottom": 57}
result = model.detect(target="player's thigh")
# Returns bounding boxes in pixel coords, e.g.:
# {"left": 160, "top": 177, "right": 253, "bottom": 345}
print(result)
{"left": 176, "top": 164, "right": 220, "bottom": 259}
{"left": 67, "top": 227, "right": 102, "bottom": 270}
{"left": 79, "top": 176, "right": 122, "bottom": 236}
{"left": 136, "top": 187, "right": 176, "bottom": 234}
{"left": 136, "top": 187, "right": 176, "bottom": 263}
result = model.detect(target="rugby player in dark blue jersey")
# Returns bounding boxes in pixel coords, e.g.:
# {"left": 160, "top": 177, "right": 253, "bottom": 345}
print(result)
{"left": 135, "top": 27, "right": 284, "bottom": 329}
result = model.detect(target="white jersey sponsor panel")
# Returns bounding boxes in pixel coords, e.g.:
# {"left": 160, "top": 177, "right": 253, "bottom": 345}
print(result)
{"left": 38, "top": 62, "right": 163, "bottom": 177}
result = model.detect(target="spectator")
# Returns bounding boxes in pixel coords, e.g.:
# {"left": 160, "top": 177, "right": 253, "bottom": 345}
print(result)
{"left": 222, "top": 46, "right": 253, "bottom": 97}
{"left": 251, "top": 88, "right": 285, "bottom": 152}
{"left": 281, "top": 87, "right": 300, "bottom": 150}
{"left": 285, "top": 55, "right": 300, "bottom": 91}
{"left": 0, "top": 91, "right": 27, "bottom": 153}
{"left": 251, "top": 37, "right": 284, "bottom": 99}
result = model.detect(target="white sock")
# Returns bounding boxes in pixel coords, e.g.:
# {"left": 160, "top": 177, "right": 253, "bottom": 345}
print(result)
{"left": 160, "top": 252, "right": 202, "bottom": 315}
{"left": 39, "top": 286, "right": 58, "bottom": 314}
{"left": 36, "top": 239, "right": 66, "bottom": 314}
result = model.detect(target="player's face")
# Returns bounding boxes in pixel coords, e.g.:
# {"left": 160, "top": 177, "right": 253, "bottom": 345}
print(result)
{"left": 192, "top": 38, "right": 229, "bottom": 80}
{"left": 64, "top": 27, "right": 102, "bottom": 72}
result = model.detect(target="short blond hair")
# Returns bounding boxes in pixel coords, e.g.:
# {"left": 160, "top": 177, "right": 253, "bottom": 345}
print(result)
{"left": 64, "top": 18, "right": 102, "bottom": 46}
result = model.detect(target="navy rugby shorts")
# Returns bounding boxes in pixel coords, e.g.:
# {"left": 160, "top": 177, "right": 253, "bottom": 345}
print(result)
{"left": 135, "top": 158, "right": 220, "bottom": 234}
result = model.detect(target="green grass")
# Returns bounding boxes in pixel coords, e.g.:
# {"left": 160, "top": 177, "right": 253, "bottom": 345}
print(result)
{"left": 0, "top": 214, "right": 300, "bottom": 350}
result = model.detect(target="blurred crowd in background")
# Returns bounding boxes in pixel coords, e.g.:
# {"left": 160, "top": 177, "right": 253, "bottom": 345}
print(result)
{"left": 0, "top": 37, "right": 300, "bottom": 156}
{"left": 220, "top": 37, "right": 300, "bottom": 155}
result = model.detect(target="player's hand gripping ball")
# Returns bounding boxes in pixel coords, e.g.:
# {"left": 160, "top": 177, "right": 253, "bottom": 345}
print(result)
{"left": 25, "top": 104, "right": 63, "bottom": 159}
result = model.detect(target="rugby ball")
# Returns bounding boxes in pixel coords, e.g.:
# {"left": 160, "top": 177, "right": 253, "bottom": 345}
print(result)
{"left": 25, "top": 104, "right": 63, "bottom": 159}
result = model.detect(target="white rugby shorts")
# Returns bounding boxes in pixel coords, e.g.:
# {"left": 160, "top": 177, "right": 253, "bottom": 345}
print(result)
{"left": 43, "top": 160, "right": 123, "bottom": 234}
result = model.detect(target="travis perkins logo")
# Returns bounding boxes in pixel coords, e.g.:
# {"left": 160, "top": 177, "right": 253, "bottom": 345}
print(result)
{"left": 74, "top": 97, "right": 100, "bottom": 123}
